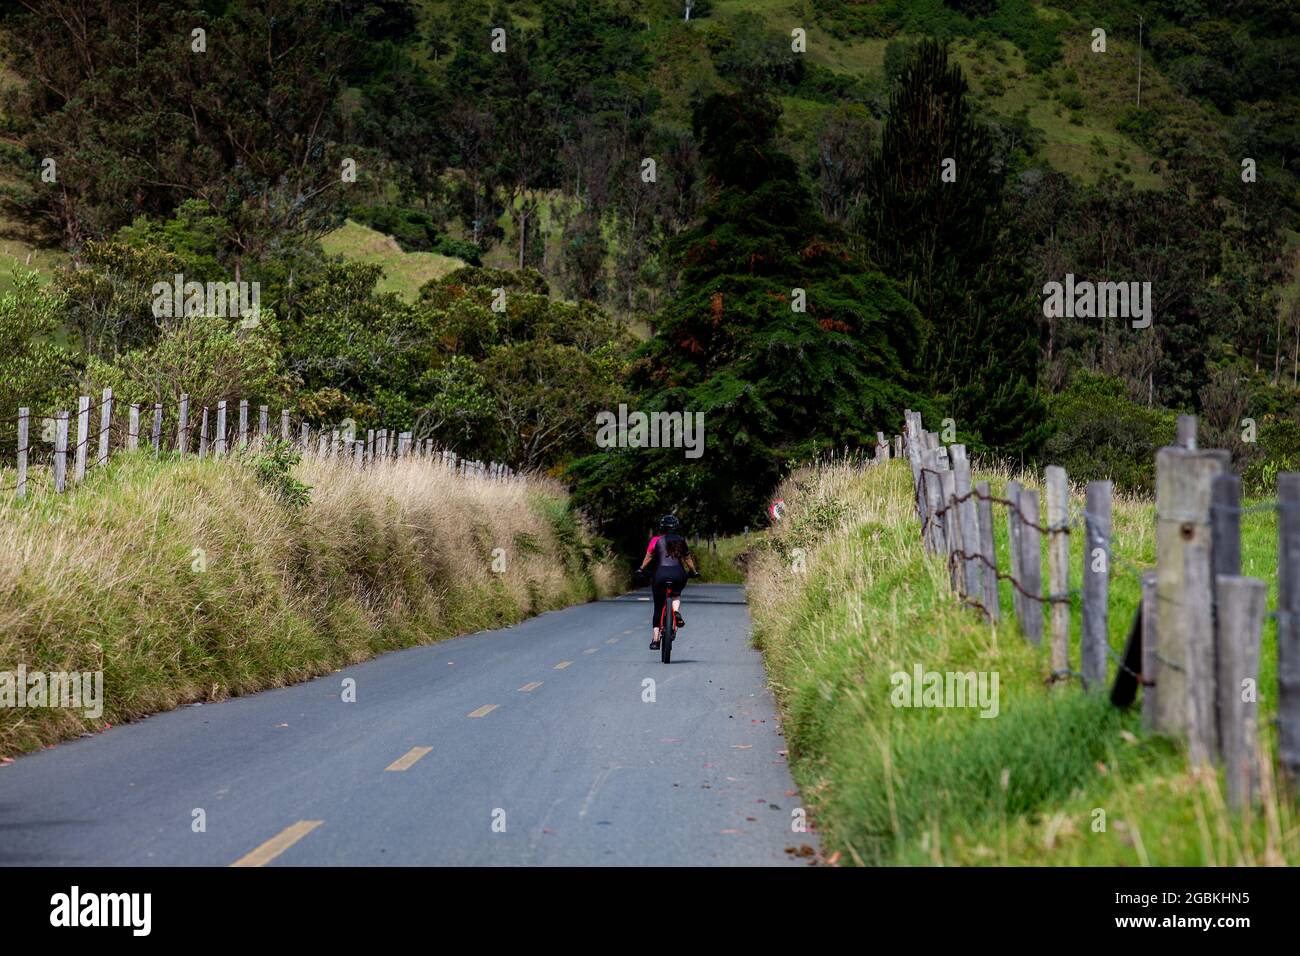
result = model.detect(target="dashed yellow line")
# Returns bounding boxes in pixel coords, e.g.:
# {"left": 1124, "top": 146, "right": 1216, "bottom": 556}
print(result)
{"left": 230, "top": 820, "right": 323, "bottom": 867}
{"left": 583, "top": 647, "right": 599, "bottom": 655}
{"left": 605, "top": 638, "right": 618, "bottom": 644}
{"left": 553, "top": 661, "right": 573, "bottom": 670}
{"left": 385, "top": 746, "right": 432, "bottom": 771}
{"left": 467, "top": 704, "right": 499, "bottom": 718}
{"left": 518, "top": 681, "right": 543, "bottom": 692}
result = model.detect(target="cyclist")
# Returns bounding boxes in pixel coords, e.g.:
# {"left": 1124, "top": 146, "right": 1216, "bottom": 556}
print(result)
{"left": 638, "top": 515, "right": 697, "bottom": 650}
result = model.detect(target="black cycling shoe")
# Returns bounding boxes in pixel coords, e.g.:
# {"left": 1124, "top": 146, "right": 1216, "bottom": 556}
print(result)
{"left": 649, "top": 639, "right": 660, "bottom": 650}
{"left": 675, "top": 612, "right": 685, "bottom": 629}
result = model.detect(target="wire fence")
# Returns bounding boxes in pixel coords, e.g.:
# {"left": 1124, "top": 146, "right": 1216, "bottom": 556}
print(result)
{"left": 873, "top": 409, "right": 1300, "bottom": 811}
{"left": 0, "top": 390, "right": 518, "bottom": 497}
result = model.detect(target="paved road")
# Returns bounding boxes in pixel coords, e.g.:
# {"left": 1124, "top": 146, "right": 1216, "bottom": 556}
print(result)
{"left": 0, "top": 584, "right": 815, "bottom": 866}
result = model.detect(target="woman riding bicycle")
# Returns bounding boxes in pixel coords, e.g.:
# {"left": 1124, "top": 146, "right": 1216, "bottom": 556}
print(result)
{"left": 638, "top": 514, "right": 697, "bottom": 650}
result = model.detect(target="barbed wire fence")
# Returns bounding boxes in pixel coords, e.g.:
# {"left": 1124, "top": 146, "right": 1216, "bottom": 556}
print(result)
{"left": 0, "top": 389, "right": 518, "bottom": 497}
{"left": 865, "top": 410, "right": 1300, "bottom": 812}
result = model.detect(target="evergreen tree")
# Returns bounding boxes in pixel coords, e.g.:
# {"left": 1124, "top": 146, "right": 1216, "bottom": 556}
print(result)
{"left": 857, "top": 39, "right": 1046, "bottom": 455}
{"left": 571, "top": 92, "right": 924, "bottom": 534}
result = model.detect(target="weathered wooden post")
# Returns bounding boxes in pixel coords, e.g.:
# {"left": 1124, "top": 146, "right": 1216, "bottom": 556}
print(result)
{"left": 177, "top": 393, "right": 190, "bottom": 455}
{"left": 74, "top": 395, "right": 89, "bottom": 482}
{"left": 259, "top": 405, "right": 269, "bottom": 445}
{"left": 975, "top": 480, "right": 999, "bottom": 622}
{"left": 1153, "top": 436, "right": 1229, "bottom": 765}
{"left": 940, "top": 468, "right": 961, "bottom": 592}
{"left": 128, "top": 404, "right": 140, "bottom": 452}
{"left": 1279, "top": 473, "right": 1300, "bottom": 785}
{"left": 950, "top": 445, "right": 982, "bottom": 600}
{"left": 300, "top": 422, "right": 310, "bottom": 452}
{"left": 1045, "top": 466, "right": 1070, "bottom": 673}
{"left": 151, "top": 403, "right": 163, "bottom": 454}
{"left": 1019, "top": 488, "right": 1044, "bottom": 645}
{"left": 1006, "top": 480, "right": 1025, "bottom": 632}
{"left": 1082, "top": 480, "right": 1112, "bottom": 691}
{"left": 921, "top": 446, "right": 947, "bottom": 556}
{"left": 1176, "top": 414, "right": 1198, "bottom": 450}
{"left": 16, "top": 407, "right": 28, "bottom": 499}
{"left": 1216, "top": 574, "right": 1266, "bottom": 808}
{"left": 54, "top": 411, "right": 68, "bottom": 493}
{"left": 281, "top": 409, "right": 290, "bottom": 441}
{"left": 198, "top": 407, "right": 209, "bottom": 458}
{"left": 216, "top": 401, "right": 228, "bottom": 457}
{"left": 1211, "top": 474, "right": 1242, "bottom": 579}
{"left": 238, "top": 400, "right": 249, "bottom": 448}
{"left": 98, "top": 387, "right": 112, "bottom": 466}
{"left": 1141, "top": 572, "right": 1158, "bottom": 731}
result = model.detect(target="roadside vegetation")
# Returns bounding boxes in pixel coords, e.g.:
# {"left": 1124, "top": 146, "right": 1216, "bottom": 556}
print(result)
{"left": 0, "top": 449, "right": 619, "bottom": 756}
{"left": 747, "top": 456, "right": 1298, "bottom": 865}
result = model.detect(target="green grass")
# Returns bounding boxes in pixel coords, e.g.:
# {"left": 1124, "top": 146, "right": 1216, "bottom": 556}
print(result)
{"left": 747, "top": 457, "right": 1298, "bottom": 865}
{"left": 693, "top": 532, "right": 754, "bottom": 584}
{"left": 320, "top": 219, "right": 465, "bottom": 301}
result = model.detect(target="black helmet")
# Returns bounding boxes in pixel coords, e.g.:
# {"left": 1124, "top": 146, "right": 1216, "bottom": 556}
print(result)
{"left": 659, "top": 514, "right": 680, "bottom": 533}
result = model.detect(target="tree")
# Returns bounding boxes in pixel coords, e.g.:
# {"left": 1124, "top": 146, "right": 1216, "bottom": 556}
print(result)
{"left": 856, "top": 39, "right": 1046, "bottom": 454}
{"left": 572, "top": 92, "right": 924, "bottom": 533}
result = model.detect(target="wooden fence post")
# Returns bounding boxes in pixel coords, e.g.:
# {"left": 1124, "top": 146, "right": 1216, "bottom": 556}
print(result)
{"left": 921, "top": 447, "right": 945, "bottom": 556}
{"left": 128, "top": 404, "right": 140, "bottom": 452}
{"left": 238, "top": 400, "right": 249, "bottom": 448}
{"left": 177, "top": 393, "right": 189, "bottom": 455}
{"left": 54, "top": 411, "right": 68, "bottom": 493}
{"left": 1153, "top": 443, "right": 1229, "bottom": 762}
{"left": 199, "top": 407, "right": 209, "bottom": 458}
{"left": 1019, "top": 488, "right": 1044, "bottom": 645}
{"left": 1177, "top": 414, "right": 1198, "bottom": 450}
{"left": 1211, "top": 474, "right": 1242, "bottom": 579}
{"left": 1045, "top": 466, "right": 1070, "bottom": 676}
{"left": 74, "top": 395, "right": 89, "bottom": 482}
{"left": 98, "top": 387, "right": 112, "bottom": 466}
{"left": 974, "top": 480, "right": 999, "bottom": 622}
{"left": 951, "top": 445, "right": 982, "bottom": 600}
{"left": 259, "top": 405, "right": 269, "bottom": 445}
{"left": 300, "top": 422, "right": 310, "bottom": 452}
{"left": 151, "top": 403, "right": 163, "bottom": 454}
{"left": 1082, "top": 480, "right": 1112, "bottom": 692}
{"left": 16, "top": 407, "right": 28, "bottom": 499}
{"left": 1006, "top": 480, "right": 1025, "bottom": 631}
{"left": 216, "top": 401, "right": 227, "bottom": 457}
{"left": 367, "top": 429, "right": 375, "bottom": 461}
{"left": 317, "top": 433, "right": 327, "bottom": 458}
{"left": 1141, "top": 571, "right": 1158, "bottom": 731}
{"left": 1216, "top": 574, "right": 1267, "bottom": 808}
{"left": 281, "top": 409, "right": 290, "bottom": 441}
{"left": 1279, "top": 473, "right": 1300, "bottom": 785}
{"left": 940, "top": 468, "right": 961, "bottom": 591}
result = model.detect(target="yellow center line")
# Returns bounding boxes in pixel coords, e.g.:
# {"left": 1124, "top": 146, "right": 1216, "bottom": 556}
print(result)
{"left": 467, "top": 704, "right": 499, "bottom": 718}
{"left": 385, "top": 746, "right": 432, "bottom": 772}
{"left": 583, "top": 647, "right": 599, "bottom": 655}
{"left": 230, "top": 820, "right": 323, "bottom": 868}
{"left": 605, "top": 638, "right": 618, "bottom": 644}
{"left": 518, "top": 681, "right": 542, "bottom": 692}
{"left": 553, "top": 661, "right": 573, "bottom": 670}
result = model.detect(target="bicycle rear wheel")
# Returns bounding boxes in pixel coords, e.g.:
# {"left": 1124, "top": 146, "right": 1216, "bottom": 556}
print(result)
{"left": 661, "top": 618, "right": 673, "bottom": 663}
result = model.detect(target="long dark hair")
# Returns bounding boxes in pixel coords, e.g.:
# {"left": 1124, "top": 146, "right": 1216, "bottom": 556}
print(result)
{"left": 666, "top": 536, "right": 688, "bottom": 560}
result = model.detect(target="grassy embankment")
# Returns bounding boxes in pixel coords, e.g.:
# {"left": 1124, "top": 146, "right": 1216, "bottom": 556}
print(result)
{"left": 747, "top": 456, "right": 1297, "bottom": 865}
{"left": 0, "top": 451, "right": 619, "bottom": 756}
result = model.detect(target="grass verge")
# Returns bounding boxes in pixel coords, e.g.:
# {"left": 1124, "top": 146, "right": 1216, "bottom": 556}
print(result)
{"left": 0, "top": 450, "right": 618, "bottom": 756}
{"left": 746, "top": 456, "right": 1297, "bottom": 865}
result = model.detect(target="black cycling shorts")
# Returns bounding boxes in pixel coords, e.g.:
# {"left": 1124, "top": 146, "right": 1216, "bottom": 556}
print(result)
{"left": 651, "top": 567, "right": 688, "bottom": 628}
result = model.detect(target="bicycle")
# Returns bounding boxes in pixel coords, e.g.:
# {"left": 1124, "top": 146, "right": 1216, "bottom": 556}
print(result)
{"left": 657, "top": 582, "right": 676, "bottom": 664}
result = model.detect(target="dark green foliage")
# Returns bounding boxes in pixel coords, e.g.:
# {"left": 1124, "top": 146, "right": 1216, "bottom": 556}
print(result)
{"left": 571, "top": 92, "right": 923, "bottom": 534}
{"left": 857, "top": 40, "right": 1047, "bottom": 456}
{"left": 1041, "top": 371, "right": 1176, "bottom": 493}
{"left": 244, "top": 439, "right": 313, "bottom": 511}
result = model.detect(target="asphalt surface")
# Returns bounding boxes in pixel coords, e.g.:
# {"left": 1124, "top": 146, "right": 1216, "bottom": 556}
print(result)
{"left": 0, "top": 584, "right": 816, "bottom": 866}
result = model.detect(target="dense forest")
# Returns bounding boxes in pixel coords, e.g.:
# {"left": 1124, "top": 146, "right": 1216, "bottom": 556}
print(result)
{"left": 1, "top": 0, "right": 1298, "bottom": 537}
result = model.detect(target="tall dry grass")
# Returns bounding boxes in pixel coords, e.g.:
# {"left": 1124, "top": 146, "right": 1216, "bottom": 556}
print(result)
{"left": 0, "top": 450, "right": 618, "bottom": 755}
